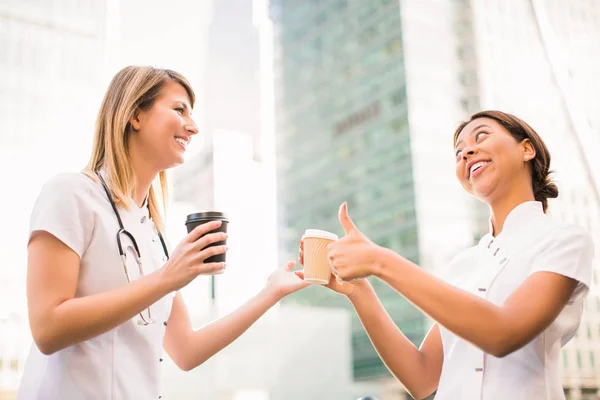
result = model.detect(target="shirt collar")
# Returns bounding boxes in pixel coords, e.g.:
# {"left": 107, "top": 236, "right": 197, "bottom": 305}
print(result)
{"left": 484, "top": 201, "right": 544, "bottom": 241}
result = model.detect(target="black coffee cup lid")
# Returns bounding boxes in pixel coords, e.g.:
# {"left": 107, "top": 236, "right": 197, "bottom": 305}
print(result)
{"left": 186, "top": 211, "right": 229, "bottom": 222}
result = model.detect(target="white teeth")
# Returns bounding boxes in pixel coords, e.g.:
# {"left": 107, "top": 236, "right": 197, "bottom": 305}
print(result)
{"left": 470, "top": 161, "right": 489, "bottom": 175}
{"left": 175, "top": 137, "right": 188, "bottom": 148}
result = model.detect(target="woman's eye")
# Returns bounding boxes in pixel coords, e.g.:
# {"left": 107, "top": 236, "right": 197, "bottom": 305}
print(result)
{"left": 476, "top": 132, "right": 488, "bottom": 141}
{"left": 175, "top": 107, "right": 185, "bottom": 114}
{"left": 455, "top": 149, "right": 463, "bottom": 158}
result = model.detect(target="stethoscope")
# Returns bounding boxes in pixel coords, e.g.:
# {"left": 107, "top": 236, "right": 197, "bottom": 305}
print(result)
{"left": 96, "top": 171, "right": 169, "bottom": 325}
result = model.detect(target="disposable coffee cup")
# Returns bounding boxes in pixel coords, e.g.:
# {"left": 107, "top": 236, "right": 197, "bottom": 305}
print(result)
{"left": 302, "top": 229, "right": 338, "bottom": 284}
{"left": 185, "top": 212, "right": 229, "bottom": 264}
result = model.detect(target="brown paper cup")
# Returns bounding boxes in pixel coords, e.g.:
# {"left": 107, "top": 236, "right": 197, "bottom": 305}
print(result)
{"left": 302, "top": 229, "right": 339, "bottom": 284}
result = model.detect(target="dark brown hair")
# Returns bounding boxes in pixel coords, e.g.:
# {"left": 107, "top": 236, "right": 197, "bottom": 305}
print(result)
{"left": 454, "top": 110, "right": 558, "bottom": 212}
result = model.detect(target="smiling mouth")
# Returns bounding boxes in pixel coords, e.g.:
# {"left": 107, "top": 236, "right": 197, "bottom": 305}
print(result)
{"left": 469, "top": 161, "right": 491, "bottom": 178}
{"left": 175, "top": 137, "right": 189, "bottom": 149}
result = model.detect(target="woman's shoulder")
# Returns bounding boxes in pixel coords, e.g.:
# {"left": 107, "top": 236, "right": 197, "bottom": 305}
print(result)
{"left": 34, "top": 171, "right": 103, "bottom": 211}
{"left": 39, "top": 171, "right": 99, "bottom": 196}
{"left": 538, "top": 215, "right": 594, "bottom": 250}
{"left": 43, "top": 171, "right": 97, "bottom": 188}
{"left": 29, "top": 171, "right": 103, "bottom": 257}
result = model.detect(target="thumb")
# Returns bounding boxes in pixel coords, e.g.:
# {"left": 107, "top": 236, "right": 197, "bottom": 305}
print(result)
{"left": 338, "top": 202, "right": 358, "bottom": 234}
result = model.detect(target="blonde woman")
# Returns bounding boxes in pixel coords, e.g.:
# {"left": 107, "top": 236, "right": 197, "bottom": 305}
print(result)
{"left": 19, "top": 66, "right": 309, "bottom": 400}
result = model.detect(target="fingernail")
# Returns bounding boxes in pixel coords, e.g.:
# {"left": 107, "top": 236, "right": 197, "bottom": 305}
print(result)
{"left": 222, "top": 263, "right": 227, "bottom": 269}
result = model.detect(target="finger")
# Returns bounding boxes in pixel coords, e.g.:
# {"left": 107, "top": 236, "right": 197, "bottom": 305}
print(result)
{"left": 338, "top": 202, "right": 358, "bottom": 235}
{"left": 194, "top": 232, "right": 228, "bottom": 250}
{"left": 195, "top": 261, "right": 226, "bottom": 275}
{"left": 295, "top": 270, "right": 305, "bottom": 279}
{"left": 299, "top": 239, "right": 304, "bottom": 250}
{"left": 284, "top": 260, "right": 296, "bottom": 271}
{"left": 327, "top": 249, "right": 335, "bottom": 264}
{"left": 196, "top": 245, "right": 228, "bottom": 263}
{"left": 298, "top": 250, "right": 304, "bottom": 265}
{"left": 188, "top": 221, "right": 223, "bottom": 242}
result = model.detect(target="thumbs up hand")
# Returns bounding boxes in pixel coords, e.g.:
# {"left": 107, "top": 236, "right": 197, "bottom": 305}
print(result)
{"left": 327, "top": 202, "right": 383, "bottom": 282}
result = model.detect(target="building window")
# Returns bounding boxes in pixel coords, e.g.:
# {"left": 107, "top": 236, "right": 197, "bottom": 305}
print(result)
{"left": 588, "top": 325, "right": 592, "bottom": 339}
{"left": 563, "top": 352, "right": 568, "bottom": 368}
{"left": 591, "top": 352, "right": 595, "bottom": 368}
{"left": 577, "top": 351, "right": 582, "bottom": 368}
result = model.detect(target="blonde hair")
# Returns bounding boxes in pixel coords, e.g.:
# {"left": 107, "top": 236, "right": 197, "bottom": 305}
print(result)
{"left": 84, "top": 66, "right": 196, "bottom": 233}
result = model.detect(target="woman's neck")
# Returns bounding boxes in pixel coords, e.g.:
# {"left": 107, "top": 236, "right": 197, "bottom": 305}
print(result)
{"left": 488, "top": 183, "right": 535, "bottom": 237}
{"left": 128, "top": 146, "right": 159, "bottom": 208}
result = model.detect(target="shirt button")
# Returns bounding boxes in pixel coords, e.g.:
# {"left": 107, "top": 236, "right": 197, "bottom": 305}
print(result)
{"left": 163, "top": 321, "right": 168, "bottom": 326}
{"left": 152, "top": 236, "right": 157, "bottom": 242}
{"left": 159, "top": 358, "right": 163, "bottom": 362}
{"left": 478, "top": 288, "right": 486, "bottom": 292}
{"left": 141, "top": 216, "right": 147, "bottom": 223}
{"left": 475, "top": 367, "right": 483, "bottom": 372}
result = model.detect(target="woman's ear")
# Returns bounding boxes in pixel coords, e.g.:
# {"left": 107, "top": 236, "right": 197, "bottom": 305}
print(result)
{"left": 129, "top": 108, "right": 142, "bottom": 131}
{"left": 522, "top": 139, "right": 536, "bottom": 161}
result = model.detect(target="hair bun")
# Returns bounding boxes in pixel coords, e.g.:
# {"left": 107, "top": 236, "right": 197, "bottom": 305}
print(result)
{"left": 534, "top": 176, "right": 559, "bottom": 201}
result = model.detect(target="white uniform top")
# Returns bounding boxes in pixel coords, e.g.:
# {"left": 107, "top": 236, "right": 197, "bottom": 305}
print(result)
{"left": 18, "top": 172, "right": 174, "bottom": 400}
{"left": 436, "top": 201, "right": 594, "bottom": 400}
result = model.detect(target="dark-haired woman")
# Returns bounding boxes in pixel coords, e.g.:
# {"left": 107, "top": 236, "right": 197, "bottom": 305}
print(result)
{"left": 299, "top": 110, "right": 594, "bottom": 400}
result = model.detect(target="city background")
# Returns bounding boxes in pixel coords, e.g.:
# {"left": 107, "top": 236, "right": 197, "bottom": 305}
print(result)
{"left": 0, "top": 0, "right": 599, "bottom": 399}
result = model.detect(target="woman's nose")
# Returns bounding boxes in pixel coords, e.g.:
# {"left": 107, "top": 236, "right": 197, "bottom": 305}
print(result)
{"left": 185, "top": 118, "right": 199, "bottom": 135}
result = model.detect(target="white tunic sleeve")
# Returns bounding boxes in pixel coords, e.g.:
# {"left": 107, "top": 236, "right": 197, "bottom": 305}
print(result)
{"left": 28, "top": 173, "right": 95, "bottom": 258}
{"left": 529, "top": 224, "right": 594, "bottom": 302}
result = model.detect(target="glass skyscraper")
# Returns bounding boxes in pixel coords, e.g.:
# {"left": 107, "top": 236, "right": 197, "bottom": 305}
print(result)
{"left": 270, "top": 0, "right": 426, "bottom": 379}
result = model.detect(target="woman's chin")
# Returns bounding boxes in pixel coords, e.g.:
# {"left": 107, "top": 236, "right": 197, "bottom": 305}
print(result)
{"left": 471, "top": 182, "right": 497, "bottom": 202}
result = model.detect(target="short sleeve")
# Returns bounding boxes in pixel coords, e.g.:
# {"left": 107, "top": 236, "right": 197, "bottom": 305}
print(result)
{"left": 29, "top": 173, "right": 95, "bottom": 258}
{"left": 529, "top": 225, "right": 595, "bottom": 303}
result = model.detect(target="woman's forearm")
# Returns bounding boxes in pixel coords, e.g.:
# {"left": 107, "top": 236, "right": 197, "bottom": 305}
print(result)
{"left": 185, "top": 288, "right": 279, "bottom": 370}
{"left": 34, "top": 270, "right": 170, "bottom": 355}
{"left": 375, "top": 248, "right": 509, "bottom": 356}
{"left": 348, "top": 281, "right": 439, "bottom": 398}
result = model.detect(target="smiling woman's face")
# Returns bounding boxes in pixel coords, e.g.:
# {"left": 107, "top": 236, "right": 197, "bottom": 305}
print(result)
{"left": 129, "top": 81, "right": 198, "bottom": 171}
{"left": 454, "top": 117, "right": 536, "bottom": 202}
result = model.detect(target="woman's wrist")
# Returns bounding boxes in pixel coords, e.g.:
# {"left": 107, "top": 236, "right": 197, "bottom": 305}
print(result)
{"left": 345, "top": 278, "right": 371, "bottom": 302}
{"left": 155, "top": 264, "right": 179, "bottom": 296}
{"left": 370, "top": 245, "right": 390, "bottom": 279}
{"left": 258, "top": 286, "right": 284, "bottom": 306}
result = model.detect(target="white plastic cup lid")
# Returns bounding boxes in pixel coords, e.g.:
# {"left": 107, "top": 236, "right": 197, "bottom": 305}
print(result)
{"left": 302, "top": 229, "right": 338, "bottom": 241}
